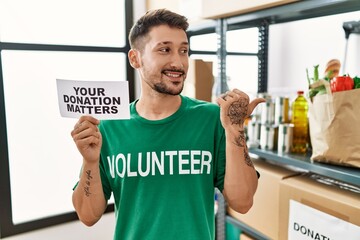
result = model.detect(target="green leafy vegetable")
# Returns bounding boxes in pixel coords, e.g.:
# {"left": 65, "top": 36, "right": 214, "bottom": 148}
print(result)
{"left": 307, "top": 64, "right": 327, "bottom": 98}
{"left": 313, "top": 65, "right": 319, "bottom": 81}
{"left": 353, "top": 76, "right": 360, "bottom": 89}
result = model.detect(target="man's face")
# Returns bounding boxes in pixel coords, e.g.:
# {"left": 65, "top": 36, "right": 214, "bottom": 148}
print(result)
{"left": 137, "top": 24, "right": 189, "bottom": 95}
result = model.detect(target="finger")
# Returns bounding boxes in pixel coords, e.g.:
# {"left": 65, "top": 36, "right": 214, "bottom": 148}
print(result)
{"left": 74, "top": 116, "right": 99, "bottom": 131}
{"left": 73, "top": 117, "right": 96, "bottom": 132}
{"left": 76, "top": 134, "right": 101, "bottom": 149}
{"left": 216, "top": 97, "right": 222, "bottom": 106}
{"left": 217, "top": 90, "right": 246, "bottom": 105}
{"left": 71, "top": 121, "right": 99, "bottom": 139}
{"left": 73, "top": 127, "right": 100, "bottom": 141}
{"left": 74, "top": 120, "right": 83, "bottom": 130}
{"left": 231, "top": 89, "right": 250, "bottom": 101}
{"left": 219, "top": 91, "right": 230, "bottom": 100}
{"left": 78, "top": 115, "right": 100, "bottom": 126}
{"left": 225, "top": 92, "right": 240, "bottom": 101}
{"left": 216, "top": 90, "right": 228, "bottom": 103}
{"left": 232, "top": 88, "right": 241, "bottom": 93}
{"left": 247, "top": 98, "right": 266, "bottom": 115}
{"left": 232, "top": 88, "right": 246, "bottom": 96}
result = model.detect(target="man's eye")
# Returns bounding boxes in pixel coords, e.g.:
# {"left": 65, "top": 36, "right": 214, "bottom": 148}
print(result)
{"left": 159, "top": 48, "right": 169, "bottom": 53}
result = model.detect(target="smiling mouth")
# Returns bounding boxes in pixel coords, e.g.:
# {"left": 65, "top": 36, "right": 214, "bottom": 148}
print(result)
{"left": 162, "top": 70, "right": 185, "bottom": 79}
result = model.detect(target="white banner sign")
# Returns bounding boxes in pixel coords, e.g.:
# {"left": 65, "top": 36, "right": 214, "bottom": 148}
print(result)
{"left": 288, "top": 200, "right": 360, "bottom": 240}
{"left": 56, "top": 79, "right": 130, "bottom": 120}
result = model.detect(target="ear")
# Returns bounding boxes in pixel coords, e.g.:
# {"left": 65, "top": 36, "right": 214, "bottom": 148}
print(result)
{"left": 128, "top": 49, "right": 140, "bottom": 69}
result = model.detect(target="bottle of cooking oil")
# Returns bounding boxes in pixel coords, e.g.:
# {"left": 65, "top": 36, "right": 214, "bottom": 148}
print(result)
{"left": 291, "top": 91, "right": 309, "bottom": 154}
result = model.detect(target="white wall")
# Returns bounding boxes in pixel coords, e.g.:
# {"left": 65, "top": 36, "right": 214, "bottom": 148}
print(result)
{"left": 268, "top": 10, "right": 360, "bottom": 100}
{"left": 1, "top": 213, "right": 115, "bottom": 240}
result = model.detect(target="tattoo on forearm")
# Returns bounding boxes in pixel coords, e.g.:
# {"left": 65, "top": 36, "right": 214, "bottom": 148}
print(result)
{"left": 244, "top": 146, "right": 254, "bottom": 168}
{"left": 227, "top": 98, "right": 254, "bottom": 168}
{"left": 84, "top": 170, "right": 93, "bottom": 197}
{"left": 227, "top": 99, "right": 248, "bottom": 125}
{"left": 234, "top": 130, "right": 246, "bottom": 147}
{"left": 233, "top": 130, "right": 254, "bottom": 168}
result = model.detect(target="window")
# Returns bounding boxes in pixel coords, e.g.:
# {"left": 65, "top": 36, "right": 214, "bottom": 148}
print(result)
{"left": 190, "top": 33, "right": 217, "bottom": 52}
{"left": 226, "top": 28, "right": 258, "bottom": 53}
{"left": 226, "top": 28, "right": 259, "bottom": 96}
{"left": 226, "top": 55, "right": 258, "bottom": 97}
{"left": 0, "top": 0, "right": 126, "bottom": 47}
{"left": 0, "top": 0, "right": 133, "bottom": 237}
{"left": 3, "top": 50, "right": 125, "bottom": 224}
{"left": 189, "top": 27, "right": 260, "bottom": 99}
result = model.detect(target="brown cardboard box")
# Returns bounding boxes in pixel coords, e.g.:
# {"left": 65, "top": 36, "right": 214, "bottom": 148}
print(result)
{"left": 201, "top": 0, "right": 298, "bottom": 19}
{"left": 239, "top": 233, "right": 255, "bottom": 240}
{"left": 183, "top": 59, "right": 213, "bottom": 102}
{"left": 279, "top": 174, "right": 360, "bottom": 240}
{"left": 228, "top": 159, "right": 300, "bottom": 240}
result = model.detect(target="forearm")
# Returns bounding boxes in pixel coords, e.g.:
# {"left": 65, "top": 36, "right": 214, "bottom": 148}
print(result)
{"left": 72, "top": 160, "right": 107, "bottom": 226}
{"left": 223, "top": 129, "right": 258, "bottom": 213}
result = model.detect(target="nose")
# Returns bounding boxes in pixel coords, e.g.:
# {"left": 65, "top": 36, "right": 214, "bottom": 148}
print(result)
{"left": 169, "top": 53, "right": 185, "bottom": 69}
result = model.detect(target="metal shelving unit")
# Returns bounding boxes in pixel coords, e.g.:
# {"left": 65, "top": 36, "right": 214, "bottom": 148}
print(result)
{"left": 198, "top": 1, "right": 360, "bottom": 239}
{"left": 249, "top": 148, "right": 360, "bottom": 187}
{"left": 226, "top": 215, "right": 271, "bottom": 240}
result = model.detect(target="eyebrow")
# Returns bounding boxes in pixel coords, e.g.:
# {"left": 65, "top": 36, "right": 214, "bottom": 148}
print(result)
{"left": 156, "top": 41, "right": 189, "bottom": 47}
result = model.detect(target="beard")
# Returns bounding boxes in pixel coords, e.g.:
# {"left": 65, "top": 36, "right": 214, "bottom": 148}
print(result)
{"left": 153, "top": 81, "right": 184, "bottom": 95}
{"left": 140, "top": 59, "right": 187, "bottom": 95}
{"left": 151, "top": 68, "right": 186, "bottom": 95}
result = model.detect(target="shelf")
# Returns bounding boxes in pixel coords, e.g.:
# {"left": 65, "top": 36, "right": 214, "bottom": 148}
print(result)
{"left": 188, "top": 0, "right": 360, "bottom": 33}
{"left": 226, "top": 216, "right": 270, "bottom": 240}
{"left": 249, "top": 148, "right": 360, "bottom": 187}
{"left": 226, "top": 0, "right": 360, "bottom": 28}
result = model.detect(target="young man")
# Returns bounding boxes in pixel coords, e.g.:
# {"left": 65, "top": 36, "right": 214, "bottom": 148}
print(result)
{"left": 71, "top": 9, "right": 265, "bottom": 240}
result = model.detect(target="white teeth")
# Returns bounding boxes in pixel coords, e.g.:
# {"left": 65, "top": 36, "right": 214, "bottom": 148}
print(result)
{"left": 165, "top": 73, "right": 181, "bottom": 78}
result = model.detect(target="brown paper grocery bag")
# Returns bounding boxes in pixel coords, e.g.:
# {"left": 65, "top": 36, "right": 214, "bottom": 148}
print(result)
{"left": 308, "top": 81, "right": 360, "bottom": 168}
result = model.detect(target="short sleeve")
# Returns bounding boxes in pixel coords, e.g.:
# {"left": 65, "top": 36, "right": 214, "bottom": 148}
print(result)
{"left": 214, "top": 127, "right": 226, "bottom": 192}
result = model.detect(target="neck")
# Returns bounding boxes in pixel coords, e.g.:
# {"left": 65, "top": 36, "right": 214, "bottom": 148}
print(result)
{"left": 136, "top": 94, "right": 182, "bottom": 120}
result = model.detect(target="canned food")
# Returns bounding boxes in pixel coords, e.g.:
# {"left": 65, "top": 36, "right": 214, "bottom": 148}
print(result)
{"left": 274, "top": 97, "right": 290, "bottom": 125}
{"left": 260, "top": 97, "right": 275, "bottom": 125}
{"left": 252, "top": 93, "right": 268, "bottom": 122}
{"left": 277, "top": 123, "right": 294, "bottom": 154}
{"left": 260, "top": 124, "right": 278, "bottom": 150}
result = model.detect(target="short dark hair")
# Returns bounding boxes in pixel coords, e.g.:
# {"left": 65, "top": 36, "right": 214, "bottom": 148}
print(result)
{"left": 128, "top": 9, "right": 189, "bottom": 50}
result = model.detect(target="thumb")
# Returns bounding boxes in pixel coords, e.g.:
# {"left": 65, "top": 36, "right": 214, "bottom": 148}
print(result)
{"left": 247, "top": 98, "right": 266, "bottom": 115}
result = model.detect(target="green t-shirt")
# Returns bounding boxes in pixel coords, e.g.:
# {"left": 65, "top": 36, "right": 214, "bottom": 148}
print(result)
{"left": 99, "top": 95, "right": 226, "bottom": 240}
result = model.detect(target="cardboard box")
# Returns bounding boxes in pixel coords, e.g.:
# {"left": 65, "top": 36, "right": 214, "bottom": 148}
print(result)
{"left": 183, "top": 59, "right": 213, "bottom": 102}
{"left": 279, "top": 174, "right": 360, "bottom": 240}
{"left": 201, "top": 0, "right": 298, "bottom": 19}
{"left": 239, "top": 233, "right": 255, "bottom": 240}
{"left": 228, "top": 159, "right": 299, "bottom": 239}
